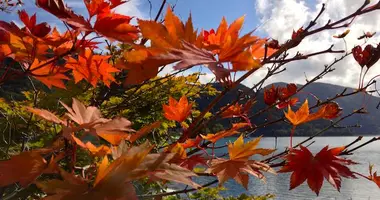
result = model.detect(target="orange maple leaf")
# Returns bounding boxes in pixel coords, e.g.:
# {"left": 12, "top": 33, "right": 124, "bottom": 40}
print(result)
{"left": 118, "top": 48, "right": 177, "bottom": 85}
{"left": 279, "top": 145, "right": 357, "bottom": 195}
{"left": 221, "top": 100, "right": 255, "bottom": 119}
{"left": 28, "top": 59, "right": 70, "bottom": 89}
{"left": 284, "top": 99, "right": 310, "bottom": 126}
{"left": 285, "top": 99, "right": 342, "bottom": 126}
{"left": 180, "top": 136, "right": 202, "bottom": 149}
{"left": 0, "top": 21, "right": 52, "bottom": 62}
{"left": 202, "top": 16, "right": 244, "bottom": 49}
{"left": 66, "top": 49, "right": 120, "bottom": 87}
{"left": 71, "top": 134, "right": 111, "bottom": 157}
{"left": 201, "top": 123, "right": 250, "bottom": 143}
{"left": 307, "top": 101, "right": 342, "bottom": 121}
{"left": 138, "top": 7, "right": 198, "bottom": 49}
{"left": 97, "top": 132, "right": 129, "bottom": 146}
{"left": 206, "top": 135, "right": 275, "bottom": 189}
{"left": 202, "top": 16, "right": 263, "bottom": 71}
{"left": 227, "top": 135, "right": 276, "bottom": 161}
{"left": 118, "top": 7, "right": 199, "bottom": 85}
{"left": 0, "top": 44, "right": 11, "bottom": 61}
{"left": 154, "top": 15, "right": 270, "bottom": 82}
{"left": 86, "top": 118, "right": 134, "bottom": 141}
{"left": 44, "top": 27, "right": 78, "bottom": 47}
{"left": 0, "top": 151, "right": 52, "bottom": 187}
{"left": 163, "top": 95, "right": 193, "bottom": 123}
{"left": 250, "top": 38, "right": 276, "bottom": 61}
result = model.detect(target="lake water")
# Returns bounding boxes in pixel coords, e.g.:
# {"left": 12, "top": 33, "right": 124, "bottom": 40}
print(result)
{"left": 185, "top": 136, "right": 380, "bottom": 200}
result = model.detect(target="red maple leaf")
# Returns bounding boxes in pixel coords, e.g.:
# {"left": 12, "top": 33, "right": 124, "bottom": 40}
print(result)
{"left": 91, "top": 1, "right": 138, "bottom": 43}
{"left": 352, "top": 44, "right": 380, "bottom": 68}
{"left": 279, "top": 145, "right": 357, "bottom": 195}
{"left": 179, "top": 154, "right": 208, "bottom": 170}
{"left": 264, "top": 84, "right": 278, "bottom": 105}
{"left": 292, "top": 27, "right": 304, "bottom": 40}
{"left": 36, "top": 0, "right": 92, "bottom": 31}
{"left": 264, "top": 83, "right": 298, "bottom": 109}
{"left": 180, "top": 136, "right": 202, "bottom": 149}
{"left": 18, "top": 10, "right": 51, "bottom": 38}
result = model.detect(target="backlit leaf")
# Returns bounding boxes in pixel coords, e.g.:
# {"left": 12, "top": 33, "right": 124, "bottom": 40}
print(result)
{"left": 36, "top": 0, "right": 92, "bottom": 30}
{"left": 28, "top": 59, "right": 70, "bottom": 89}
{"left": 163, "top": 95, "right": 193, "bottom": 123}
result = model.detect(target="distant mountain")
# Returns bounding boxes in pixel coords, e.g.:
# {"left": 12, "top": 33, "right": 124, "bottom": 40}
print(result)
{"left": 196, "top": 82, "right": 380, "bottom": 137}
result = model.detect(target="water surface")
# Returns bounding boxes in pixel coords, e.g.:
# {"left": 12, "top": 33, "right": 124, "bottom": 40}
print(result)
{"left": 193, "top": 136, "right": 380, "bottom": 200}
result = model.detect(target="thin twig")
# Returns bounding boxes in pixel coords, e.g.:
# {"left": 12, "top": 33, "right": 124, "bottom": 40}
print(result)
{"left": 138, "top": 180, "right": 218, "bottom": 199}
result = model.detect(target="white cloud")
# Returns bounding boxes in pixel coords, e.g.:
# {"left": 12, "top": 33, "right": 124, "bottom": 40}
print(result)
{"left": 255, "top": 0, "right": 310, "bottom": 42}
{"left": 198, "top": 72, "right": 216, "bottom": 84}
{"left": 244, "top": 0, "right": 380, "bottom": 91}
{"left": 158, "top": 64, "right": 175, "bottom": 76}
{"left": 113, "top": 0, "right": 146, "bottom": 19}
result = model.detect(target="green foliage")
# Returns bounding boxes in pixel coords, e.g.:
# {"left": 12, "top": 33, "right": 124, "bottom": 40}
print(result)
{"left": 101, "top": 73, "right": 218, "bottom": 132}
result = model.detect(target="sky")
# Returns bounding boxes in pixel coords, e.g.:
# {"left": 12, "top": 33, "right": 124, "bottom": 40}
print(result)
{"left": 1, "top": 0, "right": 380, "bottom": 90}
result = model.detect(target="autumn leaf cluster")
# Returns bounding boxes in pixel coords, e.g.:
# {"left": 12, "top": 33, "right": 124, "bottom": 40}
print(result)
{"left": 0, "top": 0, "right": 380, "bottom": 199}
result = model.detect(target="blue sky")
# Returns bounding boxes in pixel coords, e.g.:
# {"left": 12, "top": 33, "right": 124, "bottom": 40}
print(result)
{"left": 141, "top": 0, "right": 260, "bottom": 34}
{"left": 1, "top": 0, "right": 379, "bottom": 89}
{"left": 0, "top": 0, "right": 265, "bottom": 36}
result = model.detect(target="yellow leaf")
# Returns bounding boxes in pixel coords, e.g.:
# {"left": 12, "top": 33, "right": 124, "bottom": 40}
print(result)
{"left": 228, "top": 135, "right": 275, "bottom": 161}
